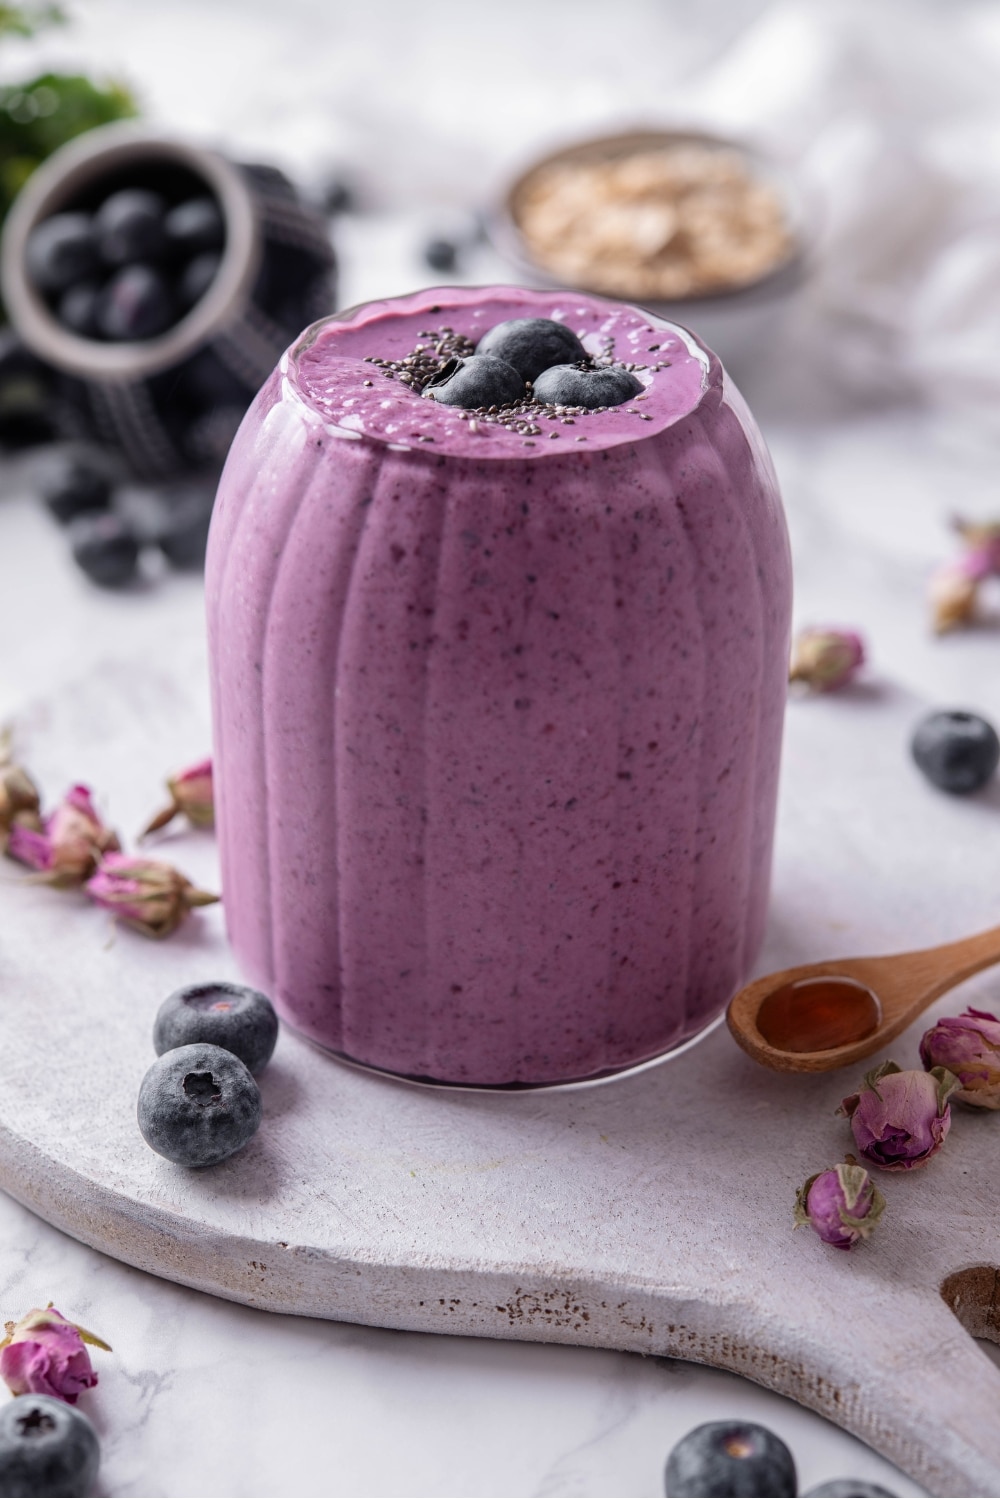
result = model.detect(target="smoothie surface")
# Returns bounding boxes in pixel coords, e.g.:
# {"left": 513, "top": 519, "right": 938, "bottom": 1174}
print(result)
{"left": 289, "top": 285, "right": 711, "bottom": 460}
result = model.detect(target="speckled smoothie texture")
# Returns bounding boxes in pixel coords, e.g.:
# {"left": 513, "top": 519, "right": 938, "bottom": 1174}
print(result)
{"left": 206, "top": 286, "right": 792, "bottom": 1085}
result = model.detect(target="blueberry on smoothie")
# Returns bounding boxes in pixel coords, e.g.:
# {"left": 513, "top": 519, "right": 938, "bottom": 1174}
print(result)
{"left": 95, "top": 188, "right": 167, "bottom": 266}
{"left": 664, "top": 1421, "right": 796, "bottom": 1497}
{"left": 533, "top": 364, "right": 642, "bottom": 408}
{"left": 96, "top": 263, "right": 174, "bottom": 341}
{"left": 154, "top": 982, "right": 278, "bottom": 1074}
{"left": 426, "top": 353, "right": 524, "bottom": 408}
{"left": 910, "top": 709, "right": 1000, "bottom": 794}
{"left": 476, "top": 317, "right": 586, "bottom": 382}
{"left": 138, "top": 1043, "right": 262, "bottom": 1167}
{"left": 0, "top": 1393, "right": 100, "bottom": 1498}
{"left": 25, "top": 213, "right": 98, "bottom": 294}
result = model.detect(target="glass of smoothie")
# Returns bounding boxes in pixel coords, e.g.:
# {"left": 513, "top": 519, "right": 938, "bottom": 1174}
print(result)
{"left": 206, "top": 285, "right": 792, "bottom": 1087}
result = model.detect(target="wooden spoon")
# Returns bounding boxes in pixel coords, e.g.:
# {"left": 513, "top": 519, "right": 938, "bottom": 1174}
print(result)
{"left": 727, "top": 922, "right": 1000, "bottom": 1073}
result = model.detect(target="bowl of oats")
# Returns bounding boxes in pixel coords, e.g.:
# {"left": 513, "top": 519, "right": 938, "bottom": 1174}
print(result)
{"left": 494, "top": 129, "right": 810, "bottom": 371}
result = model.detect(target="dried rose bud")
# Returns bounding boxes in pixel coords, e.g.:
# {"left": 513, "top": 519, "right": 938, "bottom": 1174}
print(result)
{"left": 141, "top": 756, "right": 214, "bottom": 838}
{"left": 85, "top": 852, "right": 219, "bottom": 938}
{"left": 0, "top": 1304, "right": 110, "bottom": 1405}
{"left": 6, "top": 783, "right": 120, "bottom": 887}
{"left": 839, "top": 1059, "right": 958, "bottom": 1171}
{"left": 928, "top": 551, "right": 994, "bottom": 634}
{"left": 919, "top": 1007, "right": 1000, "bottom": 1109}
{"left": 954, "top": 518, "right": 1000, "bottom": 573}
{"left": 789, "top": 628, "right": 865, "bottom": 692}
{"left": 794, "top": 1157, "right": 885, "bottom": 1250}
{"left": 0, "top": 762, "right": 42, "bottom": 844}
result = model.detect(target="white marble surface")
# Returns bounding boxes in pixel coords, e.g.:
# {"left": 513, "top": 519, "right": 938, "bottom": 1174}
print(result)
{"left": 2, "top": 2, "right": 1000, "bottom": 1496}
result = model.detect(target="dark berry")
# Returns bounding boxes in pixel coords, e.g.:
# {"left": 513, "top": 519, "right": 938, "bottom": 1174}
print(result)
{"left": 476, "top": 317, "right": 587, "bottom": 383}
{"left": 176, "top": 251, "right": 221, "bottom": 312}
{"left": 423, "top": 237, "right": 458, "bottom": 272}
{"left": 426, "top": 354, "right": 524, "bottom": 408}
{"left": 95, "top": 188, "right": 167, "bottom": 266}
{"left": 25, "top": 212, "right": 98, "bottom": 294}
{"left": 665, "top": 1421, "right": 796, "bottom": 1497}
{"left": 532, "top": 363, "right": 643, "bottom": 408}
{"left": 803, "top": 1484, "right": 897, "bottom": 1497}
{"left": 41, "top": 457, "right": 112, "bottom": 524}
{"left": 164, "top": 196, "right": 224, "bottom": 255}
{"left": 910, "top": 709, "right": 1000, "bottom": 795}
{"left": 69, "top": 512, "right": 140, "bottom": 587}
{"left": 321, "top": 176, "right": 355, "bottom": 215}
{"left": 154, "top": 481, "right": 216, "bottom": 569}
{"left": 0, "top": 1393, "right": 100, "bottom": 1498}
{"left": 57, "top": 281, "right": 101, "bottom": 338}
{"left": 137, "top": 1043, "right": 262, "bottom": 1167}
{"left": 154, "top": 982, "right": 278, "bottom": 1074}
{"left": 96, "top": 263, "right": 174, "bottom": 341}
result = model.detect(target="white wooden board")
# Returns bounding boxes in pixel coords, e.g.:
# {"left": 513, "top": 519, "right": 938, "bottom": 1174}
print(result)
{"left": 2, "top": 627, "right": 1000, "bottom": 1497}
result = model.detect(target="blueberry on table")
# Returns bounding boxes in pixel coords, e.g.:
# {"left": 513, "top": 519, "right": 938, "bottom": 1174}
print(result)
{"left": 426, "top": 354, "right": 524, "bottom": 408}
{"left": 165, "top": 196, "right": 224, "bottom": 255}
{"left": 41, "top": 458, "right": 112, "bottom": 524}
{"left": 0, "top": 1393, "right": 100, "bottom": 1498}
{"left": 56, "top": 280, "right": 101, "bottom": 338}
{"left": 25, "top": 212, "right": 98, "bottom": 294}
{"left": 910, "top": 709, "right": 1000, "bottom": 795}
{"left": 154, "top": 482, "right": 216, "bottom": 569}
{"left": 476, "top": 317, "right": 587, "bottom": 382}
{"left": 69, "top": 512, "right": 140, "bottom": 587}
{"left": 664, "top": 1421, "right": 796, "bottom": 1497}
{"left": 532, "top": 363, "right": 643, "bottom": 408}
{"left": 95, "top": 263, "right": 174, "bottom": 341}
{"left": 154, "top": 982, "right": 278, "bottom": 1074}
{"left": 138, "top": 1043, "right": 262, "bottom": 1167}
{"left": 176, "top": 251, "right": 221, "bottom": 312}
{"left": 423, "top": 236, "right": 458, "bottom": 272}
{"left": 95, "top": 187, "right": 167, "bottom": 265}
{"left": 803, "top": 1483, "right": 897, "bottom": 1497}
{"left": 321, "top": 175, "right": 355, "bottom": 215}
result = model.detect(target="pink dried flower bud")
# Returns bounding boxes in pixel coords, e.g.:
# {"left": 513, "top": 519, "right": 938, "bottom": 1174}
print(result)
{"left": 141, "top": 756, "right": 214, "bottom": 838}
{"left": 928, "top": 553, "right": 991, "bottom": 634}
{"left": 789, "top": 628, "right": 865, "bottom": 692}
{"left": 0, "top": 1304, "right": 110, "bottom": 1405}
{"left": 0, "top": 762, "right": 42, "bottom": 843}
{"left": 838, "top": 1059, "right": 958, "bottom": 1171}
{"left": 85, "top": 852, "right": 219, "bottom": 938}
{"left": 954, "top": 518, "right": 1000, "bottom": 573}
{"left": 793, "top": 1157, "right": 885, "bottom": 1250}
{"left": 919, "top": 1007, "right": 1000, "bottom": 1109}
{"left": 6, "top": 783, "right": 120, "bottom": 887}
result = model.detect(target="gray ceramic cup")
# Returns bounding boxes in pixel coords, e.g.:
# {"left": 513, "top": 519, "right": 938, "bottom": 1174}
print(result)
{"left": 0, "top": 122, "right": 336, "bottom": 477}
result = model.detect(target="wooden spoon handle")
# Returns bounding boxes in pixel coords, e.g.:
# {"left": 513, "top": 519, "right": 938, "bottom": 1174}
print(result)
{"left": 882, "top": 922, "right": 1000, "bottom": 1014}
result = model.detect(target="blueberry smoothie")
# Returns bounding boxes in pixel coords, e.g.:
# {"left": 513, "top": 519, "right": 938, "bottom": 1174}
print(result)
{"left": 206, "top": 286, "right": 791, "bottom": 1086}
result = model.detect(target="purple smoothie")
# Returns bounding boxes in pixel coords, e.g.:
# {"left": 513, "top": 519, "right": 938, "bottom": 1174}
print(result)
{"left": 206, "top": 285, "right": 791, "bottom": 1085}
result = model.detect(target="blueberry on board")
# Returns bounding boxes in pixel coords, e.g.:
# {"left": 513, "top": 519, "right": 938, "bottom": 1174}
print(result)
{"left": 41, "top": 457, "right": 112, "bottom": 524}
{"left": 96, "top": 263, "right": 174, "bottom": 341}
{"left": 57, "top": 281, "right": 101, "bottom": 338}
{"left": 426, "top": 354, "right": 524, "bottom": 409}
{"left": 137, "top": 1043, "right": 262, "bottom": 1167}
{"left": 664, "top": 1421, "right": 796, "bottom": 1497}
{"left": 69, "top": 512, "right": 140, "bottom": 587}
{"left": 24, "top": 212, "right": 98, "bottom": 294}
{"left": 95, "top": 188, "right": 167, "bottom": 266}
{"left": 0, "top": 1393, "right": 100, "bottom": 1498}
{"left": 803, "top": 1483, "right": 897, "bottom": 1497}
{"left": 532, "top": 363, "right": 643, "bottom": 408}
{"left": 910, "top": 709, "right": 1000, "bottom": 795}
{"left": 176, "top": 251, "right": 221, "bottom": 312}
{"left": 423, "top": 237, "right": 458, "bottom": 272}
{"left": 154, "top": 481, "right": 216, "bottom": 569}
{"left": 154, "top": 982, "right": 278, "bottom": 1074}
{"left": 476, "top": 317, "right": 587, "bottom": 383}
{"left": 164, "top": 196, "right": 224, "bottom": 255}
